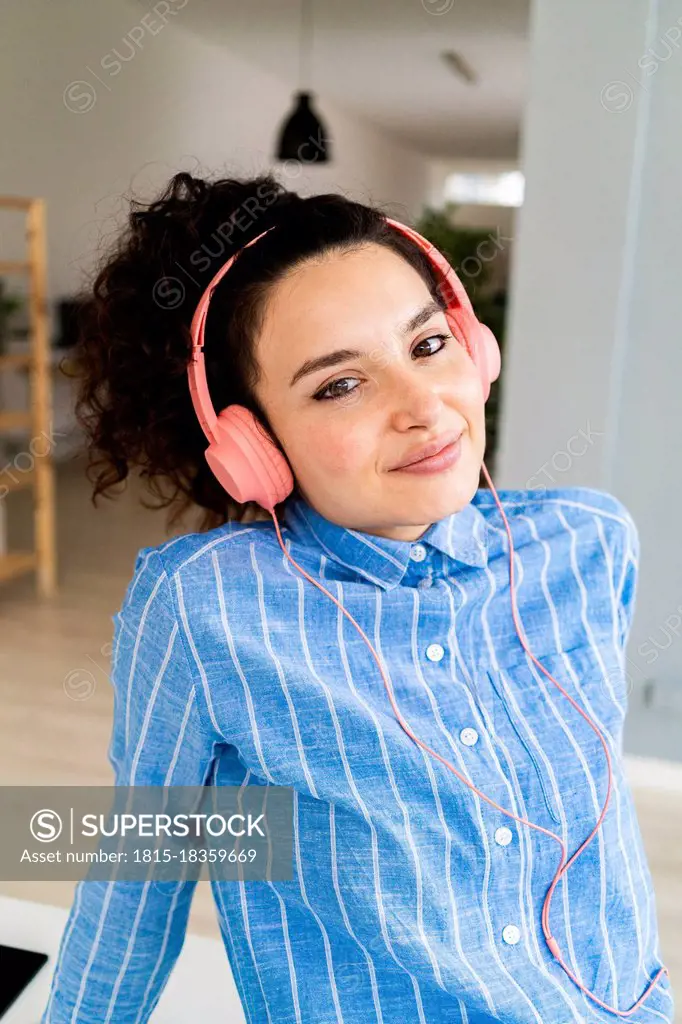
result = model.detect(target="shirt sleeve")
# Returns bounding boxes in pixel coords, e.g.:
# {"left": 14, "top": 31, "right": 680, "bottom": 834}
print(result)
{"left": 613, "top": 504, "right": 641, "bottom": 651}
{"left": 41, "top": 547, "right": 221, "bottom": 1023}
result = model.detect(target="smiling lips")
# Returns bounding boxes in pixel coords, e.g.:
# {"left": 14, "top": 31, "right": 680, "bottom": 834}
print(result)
{"left": 390, "top": 429, "right": 463, "bottom": 471}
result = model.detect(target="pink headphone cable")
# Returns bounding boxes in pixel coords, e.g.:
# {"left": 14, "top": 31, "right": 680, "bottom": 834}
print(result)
{"left": 264, "top": 463, "right": 669, "bottom": 1017}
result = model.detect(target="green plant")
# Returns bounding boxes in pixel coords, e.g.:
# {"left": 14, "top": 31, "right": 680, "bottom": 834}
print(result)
{"left": 0, "top": 278, "right": 25, "bottom": 354}
{"left": 414, "top": 203, "right": 508, "bottom": 476}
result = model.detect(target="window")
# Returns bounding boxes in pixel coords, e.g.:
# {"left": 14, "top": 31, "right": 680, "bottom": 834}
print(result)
{"left": 443, "top": 171, "right": 524, "bottom": 208}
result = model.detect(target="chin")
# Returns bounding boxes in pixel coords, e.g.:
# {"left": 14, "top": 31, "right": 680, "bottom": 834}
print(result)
{"left": 388, "top": 472, "right": 478, "bottom": 522}
{"left": 439, "top": 475, "right": 479, "bottom": 513}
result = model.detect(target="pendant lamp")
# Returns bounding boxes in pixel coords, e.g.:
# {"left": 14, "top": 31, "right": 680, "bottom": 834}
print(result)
{"left": 275, "top": 0, "right": 331, "bottom": 164}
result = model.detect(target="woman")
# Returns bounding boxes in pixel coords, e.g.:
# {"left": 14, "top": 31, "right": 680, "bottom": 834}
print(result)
{"left": 42, "top": 172, "right": 673, "bottom": 1023}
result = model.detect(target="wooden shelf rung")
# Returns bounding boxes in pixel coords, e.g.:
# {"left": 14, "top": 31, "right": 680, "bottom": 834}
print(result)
{"left": 0, "top": 467, "right": 35, "bottom": 495}
{"left": 0, "top": 196, "right": 34, "bottom": 211}
{"left": 0, "top": 260, "right": 32, "bottom": 274}
{"left": 0, "top": 551, "right": 38, "bottom": 584}
{"left": 0, "top": 411, "right": 32, "bottom": 430}
{"left": 0, "top": 353, "right": 32, "bottom": 371}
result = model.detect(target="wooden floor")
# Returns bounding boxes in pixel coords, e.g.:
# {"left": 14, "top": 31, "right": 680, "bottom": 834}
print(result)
{"left": 0, "top": 456, "right": 679, "bottom": 1016}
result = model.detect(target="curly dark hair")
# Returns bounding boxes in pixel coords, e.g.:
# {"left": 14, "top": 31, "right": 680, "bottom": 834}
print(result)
{"left": 69, "top": 170, "right": 448, "bottom": 532}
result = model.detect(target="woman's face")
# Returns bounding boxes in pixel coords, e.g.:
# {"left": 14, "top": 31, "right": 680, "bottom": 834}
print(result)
{"left": 252, "top": 242, "right": 487, "bottom": 541}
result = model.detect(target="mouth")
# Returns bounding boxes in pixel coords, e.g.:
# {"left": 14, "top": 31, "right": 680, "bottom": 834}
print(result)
{"left": 389, "top": 429, "right": 464, "bottom": 471}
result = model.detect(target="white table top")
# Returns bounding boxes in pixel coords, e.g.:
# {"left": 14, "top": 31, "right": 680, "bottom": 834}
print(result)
{"left": 0, "top": 894, "right": 244, "bottom": 1023}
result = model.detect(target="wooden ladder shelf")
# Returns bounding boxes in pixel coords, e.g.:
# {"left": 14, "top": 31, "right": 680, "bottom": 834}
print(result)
{"left": 0, "top": 195, "right": 56, "bottom": 596}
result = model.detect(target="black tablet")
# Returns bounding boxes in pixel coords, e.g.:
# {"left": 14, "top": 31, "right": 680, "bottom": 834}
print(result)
{"left": 0, "top": 943, "right": 49, "bottom": 1017}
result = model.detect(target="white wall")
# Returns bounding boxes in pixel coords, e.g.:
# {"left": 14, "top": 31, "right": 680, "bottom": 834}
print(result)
{"left": 0, "top": 0, "right": 429, "bottom": 301}
{"left": 497, "top": 0, "right": 682, "bottom": 751}
{"left": 0, "top": 0, "right": 430, "bottom": 551}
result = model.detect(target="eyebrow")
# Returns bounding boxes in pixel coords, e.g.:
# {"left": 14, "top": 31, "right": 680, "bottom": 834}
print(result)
{"left": 288, "top": 298, "right": 444, "bottom": 388}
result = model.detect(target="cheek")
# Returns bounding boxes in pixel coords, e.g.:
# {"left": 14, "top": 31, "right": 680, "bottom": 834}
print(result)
{"left": 291, "top": 423, "right": 370, "bottom": 476}
{"left": 460, "top": 374, "right": 487, "bottom": 425}
{"left": 445, "top": 345, "right": 485, "bottom": 412}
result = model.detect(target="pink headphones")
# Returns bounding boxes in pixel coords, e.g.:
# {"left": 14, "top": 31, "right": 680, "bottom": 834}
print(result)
{"left": 187, "top": 215, "right": 668, "bottom": 1015}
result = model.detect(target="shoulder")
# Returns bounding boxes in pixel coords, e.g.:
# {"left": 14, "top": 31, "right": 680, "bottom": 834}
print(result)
{"left": 118, "top": 518, "right": 281, "bottom": 620}
{"left": 472, "top": 485, "right": 638, "bottom": 560}
{"left": 132, "top": 519, "right": 273, "bottom": 578}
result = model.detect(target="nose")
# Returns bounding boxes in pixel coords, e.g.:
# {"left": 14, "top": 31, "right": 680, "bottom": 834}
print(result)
{"left": 385, "top": 364, "right": 443, "bottom": 431}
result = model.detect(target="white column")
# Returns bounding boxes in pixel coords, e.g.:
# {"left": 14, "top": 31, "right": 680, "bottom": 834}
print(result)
{"left": 497, "top": 0, "right": 682, "bottom": 724}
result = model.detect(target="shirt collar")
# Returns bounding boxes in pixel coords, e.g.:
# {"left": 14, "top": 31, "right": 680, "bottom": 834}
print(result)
{"left": 281, "top": 486, "right": 490, "bottom": 590}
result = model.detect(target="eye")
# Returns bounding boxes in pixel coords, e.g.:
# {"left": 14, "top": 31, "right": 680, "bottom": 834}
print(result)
{"left": 312, "top": 333, "right": 451, "bottom": 402}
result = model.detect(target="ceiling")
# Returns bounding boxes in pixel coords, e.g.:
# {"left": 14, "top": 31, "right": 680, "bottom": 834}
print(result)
{"left": 159, "top": 0, "right": 531, "bottom": 161}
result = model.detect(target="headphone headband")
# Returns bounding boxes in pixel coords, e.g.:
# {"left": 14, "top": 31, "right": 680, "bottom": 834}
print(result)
{"left": 188, "top": 226, "right": 277, "bottom": 445}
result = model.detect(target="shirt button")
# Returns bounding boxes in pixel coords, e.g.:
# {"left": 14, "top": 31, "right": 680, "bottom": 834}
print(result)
{"left": 410, "top": 544, "right": 427, "bottom": 562}
{"left": 495, "top": 826, "right": 513, "bottom": 847}
{"left": 425, "top": 643, "right": 444, "bottom": 662}
{"left": 459, "top": 727, "right": 479, "bottom": 746}
{"left": 418, "top": 577, "right": 433, "bottom": 590}
{"left": 502, "top": 924, "right": 521, "bottom": 945}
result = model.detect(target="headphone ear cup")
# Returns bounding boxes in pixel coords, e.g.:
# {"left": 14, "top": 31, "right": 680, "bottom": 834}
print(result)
{"left": 476, "top": 323, "right": 501, "bottom": 401}
{"left": 445, "top": 308, "right": 501, "bottom": 403}
{"left": 205, "top": 405, "right": 294, "bottom": 510}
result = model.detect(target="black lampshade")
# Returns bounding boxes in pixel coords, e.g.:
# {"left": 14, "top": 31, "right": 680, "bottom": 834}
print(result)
{"left": 275, "top": 91, "right": 331, "bottom": 163}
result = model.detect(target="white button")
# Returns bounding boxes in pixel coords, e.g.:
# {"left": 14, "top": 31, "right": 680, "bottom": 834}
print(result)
{"left": 410, "top": 544, "right": 427, "bottom": 562}
{"left": 459, "top": 727, "right": 478, "bottom": 746}
{"left": 495, "top": 826, "right": 513, "bottom": 847}
{"left": 418, "top": 577, "right": 433, "bottom": 590}
{"left": 502, "top": 924, "right": 521, "bottom": 945}
{"left": 425, "top": 643, "right": 444, "bottom": 662}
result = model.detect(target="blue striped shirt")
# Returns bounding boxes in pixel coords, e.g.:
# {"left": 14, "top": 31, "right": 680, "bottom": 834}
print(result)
{"left": 42, "top": 485, "right": 675, "bottom": 1023}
